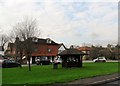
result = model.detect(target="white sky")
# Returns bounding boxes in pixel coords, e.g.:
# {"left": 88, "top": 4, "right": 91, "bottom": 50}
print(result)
{"left": 0, "top": 0, "right": 119, "bottom": 47}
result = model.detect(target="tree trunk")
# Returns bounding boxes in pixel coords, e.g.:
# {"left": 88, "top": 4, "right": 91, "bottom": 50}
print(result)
{"left": 20, "top": 52, "right": 22, "bottom": 68}
{"left": 28, "top": 55, "right": 31, "bottom": 71}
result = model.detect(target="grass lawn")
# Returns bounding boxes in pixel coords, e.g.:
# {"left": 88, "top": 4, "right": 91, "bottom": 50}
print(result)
{"left": 2, "top": 62, "right": 119, "bottom": 85}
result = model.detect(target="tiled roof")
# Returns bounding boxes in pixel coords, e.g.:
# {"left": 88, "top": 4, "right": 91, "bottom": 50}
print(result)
{"left": 58, "top": 43, "right": 67, "bottom": 49}
{"left": 78, "top": 46, "right": 91, "bottom": 51}
{"left": 29, "top": 37, "right": 60, "bottom": 45}
{"left": 31, "top": 44, "right": 59, "bottom": 57}
{"left": 59, "top": 48, "right": 86, "bottom": 55}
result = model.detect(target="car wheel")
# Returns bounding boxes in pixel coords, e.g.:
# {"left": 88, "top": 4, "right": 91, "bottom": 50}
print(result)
{"left": 103, "top": 60, "right": 106, "bottom": 62}
{"left": 95, "top": 60, "right": 97, "bottom": 62}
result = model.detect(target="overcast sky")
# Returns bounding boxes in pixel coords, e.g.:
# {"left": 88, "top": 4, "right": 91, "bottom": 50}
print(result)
{"left": 0, "top": 0, "right": 118, "bottom": 47}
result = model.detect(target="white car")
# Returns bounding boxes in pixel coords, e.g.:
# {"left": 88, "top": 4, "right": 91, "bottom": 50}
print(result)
{"left": 93, "top": 57, "right": 106, "bottom": 62}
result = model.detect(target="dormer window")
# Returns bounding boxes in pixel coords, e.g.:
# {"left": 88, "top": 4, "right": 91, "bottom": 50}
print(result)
{"left": 46, "top": 38, "right": 52, "bottom": 44}
{"left": 34, "top": 39, "right": 38, "bottom": 42}
{"left": 32, "top": 37, "right": 38, "bottom": 42}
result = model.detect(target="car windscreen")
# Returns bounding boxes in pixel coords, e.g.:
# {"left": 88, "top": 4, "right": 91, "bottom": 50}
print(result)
{"left": 98, "top": 57, "right": 104, "bottom": 59}
{"left": 41, "top": 57, "right": 48, "bottom": 61}
{"left": 5, "top": 60, "right": 16, "bottom": 63}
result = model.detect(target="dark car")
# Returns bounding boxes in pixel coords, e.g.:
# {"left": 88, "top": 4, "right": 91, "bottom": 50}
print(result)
{"left": 2, "top": 59, "right": 20, "bottom": 68}
{"left": 35, "top": 57, "right": 51, "bottom": 65}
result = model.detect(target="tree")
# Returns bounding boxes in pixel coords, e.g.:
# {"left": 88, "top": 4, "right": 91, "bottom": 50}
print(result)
{"left": 113, "top": 44, "right": 120, "bottom": 60}
{"left": 14, "top": 37, "right": 24, "bottom": 67}
{"left": 99, "top": 49, "right": 112, "bottom": 59}
{"left": 90, "top": 45, "right": 101, "bottom": 59}
{"left": 0, "top": 34, "right": 9, "bottom": 50}
{"left": 13, "top": 17, "right": 40, "bottom": 71}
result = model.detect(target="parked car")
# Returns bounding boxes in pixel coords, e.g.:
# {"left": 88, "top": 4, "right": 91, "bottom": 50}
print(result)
{"left": 2, "top": 59, "right": 20, "bottom": 68}
{"left": 35, "top": 57, "right": 51, "bottom": 65}
{"left": 0, "top": 55, "right": 4, "bottom": 67}
{"left": 0, "top": 58, "right": 4, "bottom": 63}
{"left": 0, "top": 55, "right": 4, "bottom": 62}
{"left": 35, "top": 57, "right": 41, "bottom": 65}
{"left": 93, "top": 57, "right": 106, "bottom": 62}
{"left": 0, "top": 59, "right": 3, "bottom": 67}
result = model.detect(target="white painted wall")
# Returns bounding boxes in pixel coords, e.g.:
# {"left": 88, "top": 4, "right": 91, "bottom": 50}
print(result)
{"left": 58, "top": 45, "right": 66, "bottom": 54}
{"left": 22, "top": 56, "right": 32, "bottom": 64}
{"left": 27, "top": 57, "right": 32, "bottom": 64}
{"left": 0, "top": 51, "right": 4, "bottom": 56}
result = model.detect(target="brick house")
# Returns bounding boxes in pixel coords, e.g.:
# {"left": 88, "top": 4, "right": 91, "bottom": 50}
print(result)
{"left": 5, "top": 37, "right": 65, "bottom": 64}
{"left": 0, "top": 46, "right": 4, "bottom": 56}
{"left": 77, "top": 46, "right": 91, "bottom": 60}
{"left": 0, "top": 46, "right": 4, "bottom": 60}
{"left": 5, "top": 43, "right": 16, "bottom": 57}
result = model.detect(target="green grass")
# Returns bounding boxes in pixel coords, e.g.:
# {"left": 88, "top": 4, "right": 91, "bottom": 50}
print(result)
{"left": 2, "top": 62, "right": 119, "bottom": 85}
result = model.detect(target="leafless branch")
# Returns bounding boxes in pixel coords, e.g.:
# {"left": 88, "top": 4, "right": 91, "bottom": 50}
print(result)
{"left": 0, "top": 34, "right": 9, "bottom": 49}
{"left": 12, "top": 17, "right": 41, "bottom": 71}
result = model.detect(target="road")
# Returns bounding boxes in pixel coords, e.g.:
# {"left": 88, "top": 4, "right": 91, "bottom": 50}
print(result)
{"left": 106, "top": 79, "right": 120, "bottom": 85}
{"left": 98, "top": 79, "right": 120, "bottom": 86}
{"left": 83, "top": 60, "right": 118, "bottom": 63}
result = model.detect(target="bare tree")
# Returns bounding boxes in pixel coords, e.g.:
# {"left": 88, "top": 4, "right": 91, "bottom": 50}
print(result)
{"left": 0, "top": 34, "right": 9, "bottom": 50}
{"left": 14, "top": 37, "right": 24, "bottom": 68}
{"left": 13, "top": 17, "right": 40, "bottom": 71}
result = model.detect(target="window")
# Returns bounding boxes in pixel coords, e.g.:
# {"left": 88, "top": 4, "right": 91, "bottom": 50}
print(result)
{"left": 35, "top": 39, "right": 38, "bottom": 42}
{"left": 32, "top": 38, "right": 38, "bottom": 42}
{"left": 48, "top": 48, "right": 51, "bottom": 52}
{"left": 47, "top": 38, "right": 52, "bottom": 44}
